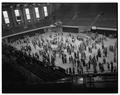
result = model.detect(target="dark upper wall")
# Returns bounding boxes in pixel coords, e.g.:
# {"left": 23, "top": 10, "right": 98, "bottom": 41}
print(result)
{"left": 2, "top": 3, "right": 117, "bottom": 37}
{"left": 2, "top": 3, "right": 62, "bottom": 37}
{"left": 54, "top": 3, "right": 117, "bottom": 28}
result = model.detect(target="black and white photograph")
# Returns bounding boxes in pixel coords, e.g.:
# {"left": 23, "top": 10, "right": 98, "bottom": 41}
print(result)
{"left": 2, "top": 1, "right": 118, "bottom": 93}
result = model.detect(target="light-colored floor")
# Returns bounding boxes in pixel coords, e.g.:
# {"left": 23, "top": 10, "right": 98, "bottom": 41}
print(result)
{"left": 10, "top": 32, "right": 117, "bottom": 74}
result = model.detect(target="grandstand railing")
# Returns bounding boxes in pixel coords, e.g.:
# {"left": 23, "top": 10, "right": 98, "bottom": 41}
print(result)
{"left": 2, "top": 25, "right": 117, "bottom": 40}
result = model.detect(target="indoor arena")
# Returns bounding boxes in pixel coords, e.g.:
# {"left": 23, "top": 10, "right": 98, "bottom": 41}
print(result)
{"left": 2, "top": 3, "right": 118, "bottom": 93}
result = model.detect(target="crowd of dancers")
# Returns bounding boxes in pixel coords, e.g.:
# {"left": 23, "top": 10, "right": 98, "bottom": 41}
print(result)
{"left": 3, "top": 29, "right": 117, "bottom": 75}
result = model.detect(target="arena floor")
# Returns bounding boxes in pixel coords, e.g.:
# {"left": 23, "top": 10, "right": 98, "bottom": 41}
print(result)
{"left": 9, "top": 31, "right": 117, "bottom": 75}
